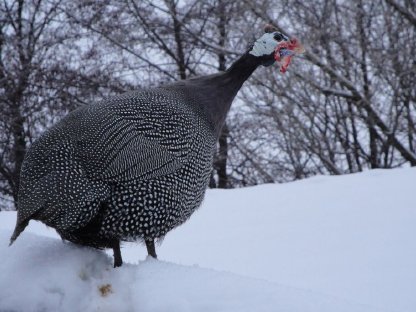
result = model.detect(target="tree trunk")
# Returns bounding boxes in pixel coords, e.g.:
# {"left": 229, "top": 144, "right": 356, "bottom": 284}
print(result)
{"left": 215, "top": 0, "right": 229, "bottom": 188}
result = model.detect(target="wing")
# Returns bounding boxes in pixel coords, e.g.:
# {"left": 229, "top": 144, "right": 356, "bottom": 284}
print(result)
{"left": 76, "top": 91, "right": 196, "bottom": 184}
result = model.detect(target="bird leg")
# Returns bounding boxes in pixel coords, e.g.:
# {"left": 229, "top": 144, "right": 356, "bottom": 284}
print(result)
{"left": 112, "top": 240, "right": 123, "bottom": 268}
{"left": 145, "top": 239, "right": 157, "bottom": 259}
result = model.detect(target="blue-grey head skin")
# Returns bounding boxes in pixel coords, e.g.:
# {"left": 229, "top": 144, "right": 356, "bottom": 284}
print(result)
{"left": 10, "top": 25, "right": 289, "bottom": 267}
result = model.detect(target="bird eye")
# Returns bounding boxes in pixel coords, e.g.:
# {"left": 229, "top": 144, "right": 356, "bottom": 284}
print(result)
{"left": 273, "top": 33, "right": 283, "bottom": 41}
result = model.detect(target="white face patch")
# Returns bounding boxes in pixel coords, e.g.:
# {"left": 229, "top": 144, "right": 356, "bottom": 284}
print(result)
{"left": 249, "top": 33, "right": 279, "bottom": 57}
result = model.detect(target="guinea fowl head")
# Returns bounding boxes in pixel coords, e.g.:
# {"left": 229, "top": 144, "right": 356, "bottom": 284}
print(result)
{"left": 248, "top": 24, "right": 303, "bottom": 68}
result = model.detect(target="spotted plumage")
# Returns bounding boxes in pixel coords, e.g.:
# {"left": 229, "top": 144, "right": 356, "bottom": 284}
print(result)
{"left": 11, "top": 27, "right": 290, "bottom": 267}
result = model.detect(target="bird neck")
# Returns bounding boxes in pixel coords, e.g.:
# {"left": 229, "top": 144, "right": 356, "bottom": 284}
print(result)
{"left": 224, "top": 51, "right": 261, "bottom": 85}
{"left": 198, "top": 52, "right": 262, "bottom": 137}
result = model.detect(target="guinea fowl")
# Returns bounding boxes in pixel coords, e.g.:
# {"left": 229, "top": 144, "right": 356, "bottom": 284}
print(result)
{"left": 10, "top": 25, "right": 303, "bottom": 267}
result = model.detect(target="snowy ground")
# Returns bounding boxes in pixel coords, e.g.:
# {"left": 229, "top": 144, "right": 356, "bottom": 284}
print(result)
{"left": 1, "top": 168, "right": 415, "bottom": 312}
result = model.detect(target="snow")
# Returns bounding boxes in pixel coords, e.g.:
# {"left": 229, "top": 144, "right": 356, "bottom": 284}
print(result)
{"left": 1, "top": 168, "right": 415, "bottom": 312}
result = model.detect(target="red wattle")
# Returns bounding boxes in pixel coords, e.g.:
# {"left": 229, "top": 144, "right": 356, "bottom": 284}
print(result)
{"left": 274, "top": 37, "right": 300, "bottom": 74}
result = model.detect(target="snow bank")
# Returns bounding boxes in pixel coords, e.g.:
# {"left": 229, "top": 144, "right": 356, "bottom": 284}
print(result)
{"left": 0, "top": 231, "right": 380, "bottom": 312}
{"left": 1, "top": 168, "right": 415, "bottom": 311}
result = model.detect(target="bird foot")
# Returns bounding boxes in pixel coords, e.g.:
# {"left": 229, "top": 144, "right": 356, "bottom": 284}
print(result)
{"left": 145, "top": 239, "right": 157, "bottom": 259}
{"left": 112, "top": 240, "right": 123, "bottom": 268}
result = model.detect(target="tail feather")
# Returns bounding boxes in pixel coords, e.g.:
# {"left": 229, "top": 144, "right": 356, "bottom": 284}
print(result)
{"left": 9, "top": 219, "right": 29, "bottom": 246}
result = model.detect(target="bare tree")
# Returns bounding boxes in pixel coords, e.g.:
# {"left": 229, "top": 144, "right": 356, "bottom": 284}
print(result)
{"left": 224, "top": 0, "right": 415, "bottom": 186}
{"left": 0, "top": 0, "right": 126, "bottom": 209}
{"left": 1, "top": 0, "right": 414, "bottom": 207}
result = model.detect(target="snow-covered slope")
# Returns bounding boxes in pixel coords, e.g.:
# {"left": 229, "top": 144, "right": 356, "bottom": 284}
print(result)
{"left": 0, "top": 231, "right": 379, "bottom": 312}
{"left": 1, "top": 168, "right": 415, "bottom": 312}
